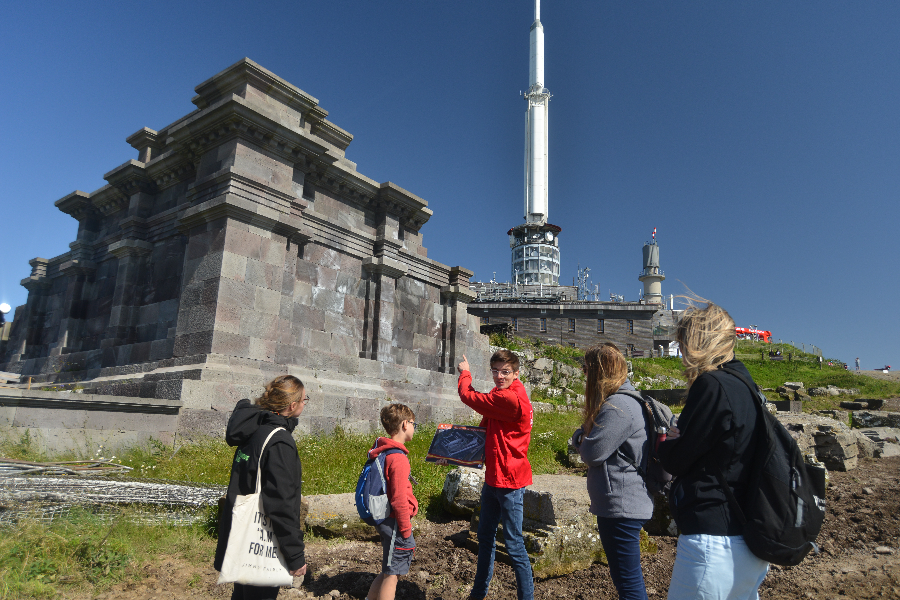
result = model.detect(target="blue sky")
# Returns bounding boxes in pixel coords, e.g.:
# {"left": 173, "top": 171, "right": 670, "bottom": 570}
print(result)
{"left": 1, "top": 1, "right": 897, "bottom": 369}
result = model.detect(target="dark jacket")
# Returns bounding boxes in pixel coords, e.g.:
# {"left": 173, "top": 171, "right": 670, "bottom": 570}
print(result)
{"left": 213, "top": 400, "right": 306, "bottom": 572}
{"left": 658, "top": 359, "right": 761, "bottom": 536}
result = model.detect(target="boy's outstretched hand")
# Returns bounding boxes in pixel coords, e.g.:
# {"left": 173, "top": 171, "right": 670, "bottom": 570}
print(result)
{"left": 458, "top": 354, "right": 470, "bottom": 373}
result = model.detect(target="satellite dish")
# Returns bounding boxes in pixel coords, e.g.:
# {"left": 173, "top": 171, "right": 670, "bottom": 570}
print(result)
{"left": 0, "top": 303, "right": 10, "bottom": 314}
{"left": 545, "top": 231, "right": 554, "bottom": 242}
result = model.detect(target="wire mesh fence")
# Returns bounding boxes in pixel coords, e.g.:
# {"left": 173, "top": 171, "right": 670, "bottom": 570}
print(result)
{"left": 0, "top": 459, "right": 225, "bottom": 527}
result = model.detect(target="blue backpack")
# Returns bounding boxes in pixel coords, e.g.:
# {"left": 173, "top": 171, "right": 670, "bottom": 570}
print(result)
{"left": 355, "top": 446, "right": 404, "bottom": 526}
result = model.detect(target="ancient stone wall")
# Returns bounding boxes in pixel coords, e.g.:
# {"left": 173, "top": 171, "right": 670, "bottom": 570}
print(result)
{"left": 0, "top": 59, "right": 492, "bottom": 433}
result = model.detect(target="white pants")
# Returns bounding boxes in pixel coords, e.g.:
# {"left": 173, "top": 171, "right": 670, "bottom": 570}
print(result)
{"left": 667, "top": 534, "right": 769, "bottom": 600}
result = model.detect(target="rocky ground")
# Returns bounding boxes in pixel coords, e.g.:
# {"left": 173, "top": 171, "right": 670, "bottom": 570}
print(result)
{"left": 67, "top": 454, "right": 900, "bottom": 600}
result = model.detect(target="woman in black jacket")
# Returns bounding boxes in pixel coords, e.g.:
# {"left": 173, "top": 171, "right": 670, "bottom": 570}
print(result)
{"left": 658, "top": 302, "right": 769, "bottom": 600}
{"left": 215, "top": 375, "right": 308, "bottom": 600}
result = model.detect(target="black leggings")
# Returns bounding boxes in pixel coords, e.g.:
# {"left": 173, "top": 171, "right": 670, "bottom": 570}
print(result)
{"left": 232, "top": 583, "right": 280, "bottom": 600}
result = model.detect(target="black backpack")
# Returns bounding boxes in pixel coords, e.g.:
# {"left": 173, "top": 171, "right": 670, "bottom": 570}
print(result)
{"left": 716, "top": 367, "right": 827, "bottom": 566}
{"left": 615, "top": 390, "right": 675, "bottom": 495}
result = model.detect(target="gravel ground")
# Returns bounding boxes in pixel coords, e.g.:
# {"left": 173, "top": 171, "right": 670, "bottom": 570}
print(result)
{"left": 65, "top": 457, "right": 900, "bottom": 600}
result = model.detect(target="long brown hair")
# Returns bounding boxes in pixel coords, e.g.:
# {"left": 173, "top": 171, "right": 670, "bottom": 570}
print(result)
{"left": 581, "top": 343, "right": 628, "bottom": 434}
{"left": 255, "top": 375, "right": 305, "bottom": 413}
{"left": 676, "top": 299, "right": 736, "bottom": 387}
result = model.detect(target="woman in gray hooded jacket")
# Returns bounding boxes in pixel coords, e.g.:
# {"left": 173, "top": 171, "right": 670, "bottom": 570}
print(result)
{"left": 571, "top": 344, "right": 653, "bottom": 600}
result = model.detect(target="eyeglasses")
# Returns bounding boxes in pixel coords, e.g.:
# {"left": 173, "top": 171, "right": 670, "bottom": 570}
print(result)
{"left": 490, "top": 369, "right": 514, "bottom": 377}
{"left": 407, "top": 420, "right": 418, "bottom": 430}
{"left": 301, "top": 396, "right": 311, "bottom": 405}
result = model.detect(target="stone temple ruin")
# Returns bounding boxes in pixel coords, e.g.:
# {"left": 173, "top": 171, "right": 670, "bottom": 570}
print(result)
{"left": 0, "top": 58, "right": 492, "bottom": 436}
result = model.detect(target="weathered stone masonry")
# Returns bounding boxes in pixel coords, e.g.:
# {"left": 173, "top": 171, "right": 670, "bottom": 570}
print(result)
{"left": 0, "top": 58, "right": 492, "bottom": 435}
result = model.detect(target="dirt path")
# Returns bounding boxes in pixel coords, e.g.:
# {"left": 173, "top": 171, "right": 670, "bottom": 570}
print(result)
{"left": 63, "top": 457, "right": 900, "bottom": 600}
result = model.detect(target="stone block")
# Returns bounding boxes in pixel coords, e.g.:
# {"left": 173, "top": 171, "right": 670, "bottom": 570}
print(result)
{"left": 854, "top": 430, "right": 878, "bottom": 459}
{"left": 299, "top": 489, "right": 367, "bottom": 543}
{"left": 294, "top": 305, "right": 325, "bottom": 332}
{"left": 210, "top": 331, "right": 251, "bottom": 358}
{"left": 442, "top": 467, "right": 485, "bottom": 516}
{"left": 879, "top": 443, "right": 900, "bottom": 458}
{"left": 312, "top": 287, "right": 344, "bottom": 314}
{"left": 240, "top": 311, "right": 278, "bottom": 340}
{"left": 290, "top": 281, "right": 312, "bottom": 306}
{"left": 330, "top": 333, "right": 359, "bottom": 357}
{"left": 248, "top": 337, "right": 276, "bottom": 362}
{"left": 254, "top": 286, "right": 282, "bottom": 315}
{"left": 645, "top": 493, "right": 679, "bottom": 536}
{"left": 852, "top": 411, "right": 900, "bottom": 428}
{"left": 466, "top": 474, "right": 608, "bottom": 579}
{"left": 220, "top": 251, "right": 248, "bottom": 281}
{"left": 773, "top": 400, "right": 803, "bottom": 413}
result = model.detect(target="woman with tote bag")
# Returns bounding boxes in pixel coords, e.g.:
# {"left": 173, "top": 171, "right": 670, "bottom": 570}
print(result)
{"left": 215, "top": 375, "right": 309, "bottom": 600}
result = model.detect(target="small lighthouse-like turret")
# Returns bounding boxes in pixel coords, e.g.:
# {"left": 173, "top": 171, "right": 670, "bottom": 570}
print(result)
{"left": 639, "top": 228, "right": 665, "bottom": 304}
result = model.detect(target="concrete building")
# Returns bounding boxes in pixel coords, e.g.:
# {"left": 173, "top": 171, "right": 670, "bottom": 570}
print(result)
{"left": 468, "top": 283, "right": 657, "bottom": 356}
{"left": 0, "top": 59, "right": 492, "bottom": 433}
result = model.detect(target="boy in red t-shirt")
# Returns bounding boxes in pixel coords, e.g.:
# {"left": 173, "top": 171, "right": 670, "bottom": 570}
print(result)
{"left": 366, "top": 403, "right": 419, "bottom": 600}
{"left": 457, "top": 350, "right": 534, "bottom": 600}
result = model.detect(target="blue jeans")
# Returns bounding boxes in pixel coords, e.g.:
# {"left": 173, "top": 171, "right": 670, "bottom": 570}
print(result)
{"left": 596, "top": 517, "right": 649, "bottom": 600}
{"left": 471, "top": 484, "right": 534, "bottom": 600}
{"left": 667, "top": 534, "right": 769, "bottom": 600}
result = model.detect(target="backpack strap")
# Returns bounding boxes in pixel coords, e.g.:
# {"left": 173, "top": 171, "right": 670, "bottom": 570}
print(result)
{"left": 612, "top": 390, "right": 653, "bottom": 477}
{"left": 711, "top": 366, "right": 767, "bottom": 527}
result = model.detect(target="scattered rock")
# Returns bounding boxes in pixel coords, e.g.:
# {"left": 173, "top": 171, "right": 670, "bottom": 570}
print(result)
{"left": 852, "top": 411, "right": 900, "bottom": 429}
{"left": 644, "top": 493, "right": 678, "bottom": 537}
{"left": 875, "top": 546, "right": 894, "bottom": 555}
{"left": 783, "top": 382, "right": 804, "bottom": 390}
{"left": 442, "top": 467, "right": 486, "bottom": 516}
{"left": 855, "top": 431, "right": 878, "bottom": 459}
{"left": 777, "top": 413, "right": 858, "bottom": 471}
{"left": 878, "top": 443, "right": 900, "bottom": 458}
{"left": 566, "top": 440, "right": 585, "bottom": 467}
{"left": 304, "top": 493, "right": 374, "bottom": 540}
{"left": 863, "top": 487, "right": 875, "bottom": 495}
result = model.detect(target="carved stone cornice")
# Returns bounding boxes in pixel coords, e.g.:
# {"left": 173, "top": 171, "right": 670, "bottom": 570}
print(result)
{"left": 147, "top": 155, "right": 195, "bottom": 190}
{"left": 441, "top": 285, "right": 478, "bottom": 304}
{"left": 177, "top": 170, "right": 310, "bottom": 244}
{"left": 126, "top": 127, "right": 162, "bottom": 162}
{"left": 104, "top": 160, "right": 157, "bottom": 196}
{"left": 21, "top": 258, "right": 50, "bottom": 291}
{"left": 108, "top": 239, "right": 153, "bottom": 258}
{"left": 59, "top": 259, "right": 97, "bottom": 276}
{"left": 362, "top": 256, "right": 407, "bottom": 280}
{"left": 55, "top": 191, "right": 94, "bottom": 221}
{"left": 449, "top": 266, "right": 474, "bottom": 287}
{"left": 190, "top": 58, "right": 353, "bottom": 155}
{"left": 89, "top": 185, "right": 129, "bottom": 216}
{"left": 376, "top": 182, "right": 432, "bottom": 232}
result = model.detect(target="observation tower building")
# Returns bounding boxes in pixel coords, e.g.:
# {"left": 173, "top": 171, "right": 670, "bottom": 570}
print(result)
{"left": 509, "top": 0, "right": 561, "bottom": 286}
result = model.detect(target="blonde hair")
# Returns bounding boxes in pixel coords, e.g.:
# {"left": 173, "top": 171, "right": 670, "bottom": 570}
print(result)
{"left": 676, "top": 298, "right": 736, "bottom": 387}
{"left": 581, "top": 343, "right": 628, "bottom": 434}
{"left": 255, "top": 375, "right": 305, "bottom": 413}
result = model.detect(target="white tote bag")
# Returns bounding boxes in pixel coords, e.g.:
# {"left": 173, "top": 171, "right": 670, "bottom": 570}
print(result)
{"left": 218, "top": 427, "right": 294, "bottom": 587}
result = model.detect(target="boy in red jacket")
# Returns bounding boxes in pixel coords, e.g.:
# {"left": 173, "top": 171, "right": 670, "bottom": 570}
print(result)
{"left": 366, "top": 403, "right": 419, "bottom": 600}
{"left": 458, "top": 350, "right": 534, "bottom": 600}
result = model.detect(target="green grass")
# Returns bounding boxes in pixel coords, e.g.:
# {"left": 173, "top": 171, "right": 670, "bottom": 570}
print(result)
{"left": 0, "top": 508, "right": 215, "bottom": 599}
